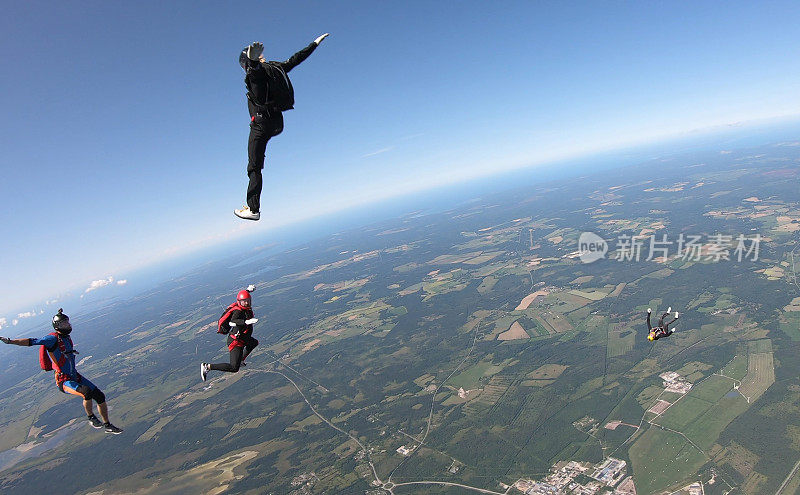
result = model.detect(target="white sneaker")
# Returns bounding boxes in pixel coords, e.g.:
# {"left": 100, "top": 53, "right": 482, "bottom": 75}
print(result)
{"left": 234, "top": 206, "right": 260, "bottom": 221}
{"left": 200, "top": 363, "right": 210, "bottom": 382}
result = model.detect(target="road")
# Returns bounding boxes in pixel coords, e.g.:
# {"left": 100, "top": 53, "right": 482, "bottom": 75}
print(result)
{"left": 391, "top": 480, "right": 511, "bottom": 494}
{"left": 386, "top": 311, "right": 484, "bottom": 484}
{"left": 245, "top": 295, "right": 524, "bottom": 494}
{"left": 776, "top": 456, "right": 800, "bottom": 495}
{"left": 260, "top": 363, "right": 517, "bottom": 495}
{"left": 263, "top": 367, "right": 384, "bottom": 487}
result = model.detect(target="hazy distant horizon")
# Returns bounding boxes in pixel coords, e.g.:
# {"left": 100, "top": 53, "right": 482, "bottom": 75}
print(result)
{"left": 3, "top": 116, "right": 799, "bottom": 322}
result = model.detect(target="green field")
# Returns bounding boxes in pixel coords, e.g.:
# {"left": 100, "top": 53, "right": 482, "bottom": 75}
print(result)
{"left": 683, "top": 396, "right": 749, "bottom": 450}
{"left": 780, "top": 314, "right": 800, "bottom": 340}
{"left": 608, "top": 326, "right": 636, "bottom": 357}
{"left": 448, "top": 361, "right": 504, "bottom": 389}
{"left": 477, "top": 276, "right": 498, "bottom": 294}
{"left": 629, "top": 427, "right": 707, "bottom": 495}
{"left": 645, "top": 268, "right": 675, "bottom": 279}
{"left": 637, "top": 385, "right": 665, "bottom": 408}
{"left": 721, "top": 355, "right": 748, "bottom": 380}
{"left": 568, "top": 288, "right": 608, "bottom": 301}
{"left": 739, "top": 351, "right": 775, "bottom": 402}
{"left": 655, "top": 375, "right": 743, "bottom": 441}
{"left": 659, "top": 391, "right": 685, "bottom": 403}
{"left": 655, "top": 396, "right": 711, "bottom": 431}
{"left": 633, "top": 364, "right": 759, "bottom": 493}
{"left": 688, "top": 374, "right": 734, "bottom": 402}
{"left": 748, "top": 339, "right": 773, "bottom": 353}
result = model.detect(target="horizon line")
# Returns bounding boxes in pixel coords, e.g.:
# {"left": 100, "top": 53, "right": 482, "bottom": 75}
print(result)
{"left": 2, "top": 112, "right": 799, "bottom": 318}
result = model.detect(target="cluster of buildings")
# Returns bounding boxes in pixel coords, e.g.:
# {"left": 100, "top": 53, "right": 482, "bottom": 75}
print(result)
{"left": 660, "top": 371, "right": 693, "bottom": 394}
{"left": 290, "top": 472, "right": 318, "bottom": 489}
{"left": 591, "top": 458, "right": 628, "bottom": 487}
{"left": 682, "top": 482, "right": 703, "bottom": 495}
{"left": 396, "top": 445, "right": 413, "bottom": 456}
{"left": 514, "top": 458, "right": 634, "bottom": 494}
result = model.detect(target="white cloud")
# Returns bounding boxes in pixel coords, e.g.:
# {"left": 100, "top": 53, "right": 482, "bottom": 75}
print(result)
{"left": 0, "top": 318, "right": 6, "bottom": 329}
{"left": 116, "top": 279, "right": 128, "bottom": 286}
{"left": 85, "top": 276, "right": 115, "bottom": 293}
{"left": 12, "top": 319, "right": 19, "bottom": 326}
{"left": 17, "top": 311, "right": 36, "bottom": 319}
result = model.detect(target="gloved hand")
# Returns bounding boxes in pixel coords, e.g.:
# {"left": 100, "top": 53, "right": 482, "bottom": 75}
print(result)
{"left": 0, "top": 337, "right": 11, "bottom": 344}
{"left": 647, "top": 308, "right": 652, "bottom": 314}
{"left": 314, "top": 33, "right": 329, "bottom": 45}
{"left": 675, "top": 312, "right": 680, "bottom": 318}
{"left": 667, "top": 306, "right": 672, "bottom": 313}
{"left": 245, "top": 318, "right": 258, "bottom": 325}
{"left": 246, "top": 42, "right": 264, "bottom": 61}
{"left": 246, "top": 284, "right": 256, "bottom": 292}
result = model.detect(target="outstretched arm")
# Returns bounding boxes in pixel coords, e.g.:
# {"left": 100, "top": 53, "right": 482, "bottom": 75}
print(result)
{"left": 646, "top": 309, "right": 652, "bottom": 330}
{"left": 0, "top": 337, "right": 31, "bottom": 346}
{"left": 229, "top": 316, "right": 247, "bottom": 328}
{"left": 278, "top": 42, "right": 317, "bottom": 73}
{"left": 279, "top": 33, "right": 328, "bottom": 73}
{"left": 229, "top": 310, "right": 254, "bottom": 329}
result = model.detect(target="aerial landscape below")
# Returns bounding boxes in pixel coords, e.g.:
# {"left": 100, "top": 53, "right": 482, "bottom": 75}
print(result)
{"left": 1, "top": 139, "right": 799, "bottom": 494}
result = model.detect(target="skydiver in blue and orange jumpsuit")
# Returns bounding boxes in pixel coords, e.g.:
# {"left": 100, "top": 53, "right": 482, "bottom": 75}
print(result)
{"left": 1, "top": 309, "right": 123, "bottom": 434}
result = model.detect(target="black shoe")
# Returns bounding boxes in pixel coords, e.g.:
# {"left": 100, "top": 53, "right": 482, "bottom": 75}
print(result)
{"left": 240, "top": 361, "right": 247, "bottom": 367}
{"left": 88, "top": 414, "right": 103, "bottom": 429}
{"left": 104, "top": 423, "right": 123, "bottom": 435}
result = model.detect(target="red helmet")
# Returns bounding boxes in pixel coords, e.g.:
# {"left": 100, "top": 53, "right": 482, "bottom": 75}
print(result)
{"left": 237, "top": 290, "right": 252, "bottom": 308}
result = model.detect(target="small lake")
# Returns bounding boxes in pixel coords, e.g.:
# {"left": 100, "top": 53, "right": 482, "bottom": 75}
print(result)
{"left": 0, "top": 421, "right": 81, "bottom": 472}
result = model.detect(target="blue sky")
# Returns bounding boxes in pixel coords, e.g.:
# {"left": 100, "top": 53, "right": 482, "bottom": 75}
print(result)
{"left": 2, "top": 0, "right": 800, "bottom": 317}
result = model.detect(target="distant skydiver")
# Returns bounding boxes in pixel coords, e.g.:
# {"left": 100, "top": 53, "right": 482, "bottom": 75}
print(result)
{"left": 201, "top": 285, "right": 259, "bottom": 380}
{"left": 647, "top": 307, "right": 679, "bottom": 341}
{"left": 234, "top": 33, "right": 330, "bottom": 221}
{"left": 0, "top": 309, "right": 123, "bottom": 434}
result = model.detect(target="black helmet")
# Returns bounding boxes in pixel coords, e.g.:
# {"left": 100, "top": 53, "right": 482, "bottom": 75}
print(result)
{"left": 52, "top": 308, "right": 72, "bottom": 334}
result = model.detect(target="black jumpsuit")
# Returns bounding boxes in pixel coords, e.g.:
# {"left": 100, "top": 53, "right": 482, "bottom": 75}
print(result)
{"left": 647, "top": 310, "right": 677, "bottom": 339}
{"left": 242, "top": 42, "right": 318, "bottom": 214}
{"left": 209, "top": 308, "right": 259, "bottom": 373}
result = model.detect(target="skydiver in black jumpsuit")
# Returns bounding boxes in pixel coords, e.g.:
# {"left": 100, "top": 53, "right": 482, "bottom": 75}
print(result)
{"left": 647, "top": 307, "right": 679, "bottom": 341}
